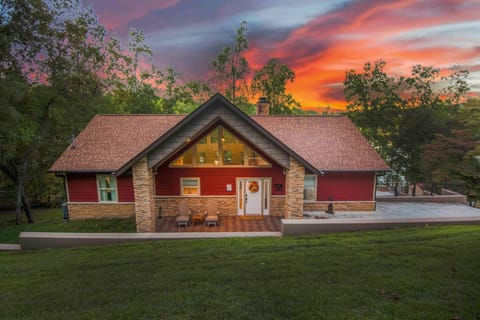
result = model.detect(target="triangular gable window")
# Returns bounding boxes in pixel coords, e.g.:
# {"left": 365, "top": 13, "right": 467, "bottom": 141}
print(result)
{"left": 171, "top": 126, "right": 271, "bottom": 167}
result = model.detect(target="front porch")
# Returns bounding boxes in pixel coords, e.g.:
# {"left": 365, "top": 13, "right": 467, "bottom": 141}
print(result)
{"left": 157, "top": 216, "right": 281, "bottom": 232}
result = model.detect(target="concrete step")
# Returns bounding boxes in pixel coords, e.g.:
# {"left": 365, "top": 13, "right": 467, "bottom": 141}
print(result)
{"left": 0, "top": 244, "right": 21, "bottom": 251}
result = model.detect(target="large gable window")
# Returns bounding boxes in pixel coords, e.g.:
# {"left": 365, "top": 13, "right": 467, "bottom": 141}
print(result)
{"left": 171, "top": 126, "right": 271, "bottom": 167}
{"left": 97, "top": 175, "right": 118, "bottom": 202}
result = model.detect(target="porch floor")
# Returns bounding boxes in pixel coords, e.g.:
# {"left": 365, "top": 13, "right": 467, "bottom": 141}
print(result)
{"left": 156, "top": 216, "right": 282, "bottom": 232}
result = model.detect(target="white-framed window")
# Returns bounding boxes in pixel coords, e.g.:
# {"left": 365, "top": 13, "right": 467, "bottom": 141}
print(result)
{"left": 97, "top": 175, "right": 118, "bottom": 202}
{"left": 304, "top": 175, "right": 317, "bottom": 201}
{"left": 180, "top": 177, "right": 200, "bottom": 196}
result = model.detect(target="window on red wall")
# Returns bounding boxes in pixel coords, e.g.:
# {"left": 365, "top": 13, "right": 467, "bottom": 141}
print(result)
{"left": 96, "top": 175, "right": 118, "bottom": 202}
{"left": 180, "top": 178, "right": 200, "bottom": 196}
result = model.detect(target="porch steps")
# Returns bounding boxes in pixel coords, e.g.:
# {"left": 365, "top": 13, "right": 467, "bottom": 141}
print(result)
{"left": 19, "top": 231, "right": 282, "bottom": 250}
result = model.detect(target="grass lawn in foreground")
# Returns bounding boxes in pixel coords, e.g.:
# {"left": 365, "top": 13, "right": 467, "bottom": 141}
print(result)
{"left": 1, "top": 225, "right": 479, "bottom": 319}
{"left": 0, "top": 208, "right": 136, "bottom": 243}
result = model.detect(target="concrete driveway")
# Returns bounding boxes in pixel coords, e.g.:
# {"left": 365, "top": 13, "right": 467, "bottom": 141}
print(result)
{"left": 308, "top": 202, "right": 480, "bottom": 220}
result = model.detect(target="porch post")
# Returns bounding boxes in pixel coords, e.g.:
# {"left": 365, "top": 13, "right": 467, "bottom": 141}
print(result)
{"left": 285, "top": 157, "right": 305, "bottom": 219}
{"left": 132, "top": 156, "right": 156, "bottom": 232}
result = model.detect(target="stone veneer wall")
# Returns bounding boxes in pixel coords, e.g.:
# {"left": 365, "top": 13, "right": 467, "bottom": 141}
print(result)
{"left": 67, "top": 203, "right": 135, "bottom": 220}
{"left": 285, "top": 158, "right": 304, "bottom": 219}
{"left": 156, "top": 196, "right": 287, "bottom": 217}
{"left": 271, "top": 196, "right": 285, "bottom": 216}
{"left": 133, "top": 157, "right": 156, "bottom": 232}
{"left": 156, "top": 197, "right": 236, "bottom": 216}
{"left": 303, "top": 201, "right": 376, "bottom": 211}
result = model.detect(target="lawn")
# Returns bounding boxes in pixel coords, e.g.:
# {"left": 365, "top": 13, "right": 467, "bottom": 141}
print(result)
{"left": 1, "top": 225, "right": 479, "bottom": 319}
{"left": 0, "top": 208, "right": 136, "bottom": 243}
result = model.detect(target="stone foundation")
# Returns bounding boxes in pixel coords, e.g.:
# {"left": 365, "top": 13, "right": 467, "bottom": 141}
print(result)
{"left": 67, "top": 203, "right": 135, "bottom": 220}
{"left": 156, "top": 196, "right": 287, "bottom": 217}
{"left": 156, "top": 197, "right": 237, "bottom": 216}
{"left": 303, "top": 201, "right": 376, "bottom": 212}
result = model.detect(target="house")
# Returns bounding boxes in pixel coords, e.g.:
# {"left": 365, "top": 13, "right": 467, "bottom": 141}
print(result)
{"left": 50, "top": 94, "right": 390, "bottom": 232}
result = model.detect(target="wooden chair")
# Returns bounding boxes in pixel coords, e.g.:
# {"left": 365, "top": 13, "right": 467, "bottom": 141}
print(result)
{"left": 176, "top": 199, "right": 191, "bottom": 227}
{"left": 204, "top": 200, "right": 220, "bottom": 227}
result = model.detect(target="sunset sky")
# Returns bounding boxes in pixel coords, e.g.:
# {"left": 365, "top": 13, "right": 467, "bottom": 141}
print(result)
{"left": 84, "top": 0, "right": 480, "bottom": 110}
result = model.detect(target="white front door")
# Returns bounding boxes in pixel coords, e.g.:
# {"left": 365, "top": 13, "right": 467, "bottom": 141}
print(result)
{"left": 237, "top": 178, "right": 270, "bottom": 215}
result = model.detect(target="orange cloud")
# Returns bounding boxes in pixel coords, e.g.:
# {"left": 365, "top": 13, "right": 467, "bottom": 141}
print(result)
{"left": 245, "top": 0, "right": 480, "bottom": 110}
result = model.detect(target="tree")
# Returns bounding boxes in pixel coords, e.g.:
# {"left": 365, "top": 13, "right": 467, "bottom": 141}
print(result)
{"left": 344, "top": 60, "right": 471, "bottom": 194}
{"left": 105, "top": 29, "right": 163, "bottom": 114}
{"left": 422, "top": 99, "right": 480, "bottom": 199}
{"left": 251, "top": 58, "right": 301, "bottom": 114}
{"left": 0, "top": 0, "right": 107, "bottom": 223}
{"left": 211, "top": 21, "right": 249, "bottom": 106}
{"left": 344, "top": 60, "right": 404, "bottom": 160}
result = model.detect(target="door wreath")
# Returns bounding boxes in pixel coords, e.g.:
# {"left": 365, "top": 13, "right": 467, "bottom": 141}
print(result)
{"left": 248, "top": 181, "right": 259, "bottom": 193}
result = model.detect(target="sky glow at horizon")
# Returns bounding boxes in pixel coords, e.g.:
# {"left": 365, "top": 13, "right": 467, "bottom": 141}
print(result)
{"left": 85, "top": 0, "right": 480, "bottom": 110}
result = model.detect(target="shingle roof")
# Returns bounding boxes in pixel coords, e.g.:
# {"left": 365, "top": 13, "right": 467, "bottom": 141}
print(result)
{"left": 50, "top": 114, "right": 389, "bottom": 173}
{"left": 252, "top": 116, "right": 390, "bottom": 171}
{"left": 49, "top": 114, "right": 185, "bottom": 172}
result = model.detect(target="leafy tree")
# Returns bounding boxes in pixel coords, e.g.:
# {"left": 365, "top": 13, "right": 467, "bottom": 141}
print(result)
{"left": 211, "top": 21, "right": 249, "bottom": 106}
{"left": 0, "top": 0, "right": 107, "bottom": 223}
{"left": 251, "top": 58, "right": 301, "bottom": 114}
{"left": 105, "top": 29, "right": 163, "bottom": 114}
{"left": 344, "top": 60, "right": 471, "bottom": 194}
{"left": 423, "top": 99, "right": 480, "bottom": 199}
{"left": 344, "top": 60, "right": 404, "bottom": 160}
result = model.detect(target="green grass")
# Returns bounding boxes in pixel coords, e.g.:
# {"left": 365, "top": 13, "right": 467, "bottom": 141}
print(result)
{"left": 1, "top": 225, "right": 479, "bottom": 319}
{"left": 0, "top": 208, "right": 136, "bottom": 243}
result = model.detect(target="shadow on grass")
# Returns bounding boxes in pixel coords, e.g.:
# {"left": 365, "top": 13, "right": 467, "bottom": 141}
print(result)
{"left": 0, "top": 208, "right": 136, "bottom": 243}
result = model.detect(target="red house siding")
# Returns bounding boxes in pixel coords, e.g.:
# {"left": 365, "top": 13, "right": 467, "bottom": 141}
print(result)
{"left": 317, "top": 172, "right": 375, "bottom": 201}
{"left": 117, "top": 175, "right": 134, "bottom": 202}
{"left": 155, "top": 164, "right": 286, "bottom": 196}
{"left": 67, "top": 173, "right": 134, "bottom": 202}
{"left": 67, "top": 174, "right": 98, "bottom": 202}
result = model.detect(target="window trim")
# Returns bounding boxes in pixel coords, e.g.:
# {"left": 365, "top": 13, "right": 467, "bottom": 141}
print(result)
{"left": 96, "top": 174, "right": 118, "bottom": 202}
{"left": 180, "top": 177, "right": 201, "bottom": 196}
{"left": 303, "top": 174, "right": 317, "bottom": 201}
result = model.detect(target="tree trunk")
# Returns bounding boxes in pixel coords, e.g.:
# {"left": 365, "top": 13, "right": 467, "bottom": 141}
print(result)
{"left": 15, "top": 181, "right": 23, "bottom": 225}
{"left": 412, "top": 182, "right": 417, "bottom": 196}
{"left": 15, "top": 154, "right": 30, "bottom": 225}
{"left": 22, "top": 190, "right": 34, "bottom": 223}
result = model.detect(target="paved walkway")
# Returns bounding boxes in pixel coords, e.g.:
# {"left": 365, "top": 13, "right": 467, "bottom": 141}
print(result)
{"left": 306, "top": 202, "right": 480, "bottom": 220}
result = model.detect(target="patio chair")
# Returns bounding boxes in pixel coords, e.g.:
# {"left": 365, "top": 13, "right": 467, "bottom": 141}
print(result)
{"left": 176, "top": 199, "right": 191, "bottom": 227}
{"left": 204, "top": 200, "right": 220, "bottom": 227}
